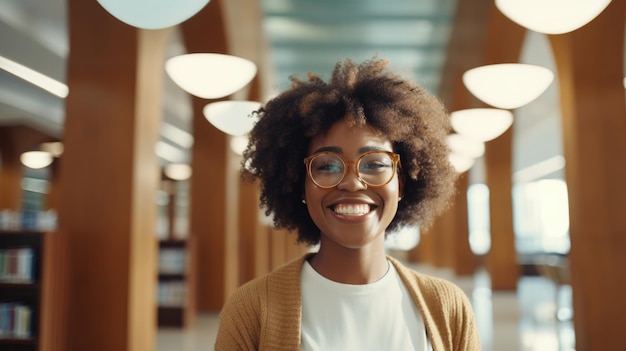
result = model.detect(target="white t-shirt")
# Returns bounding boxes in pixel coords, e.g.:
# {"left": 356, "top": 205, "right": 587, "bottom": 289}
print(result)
{"left": 300, "top": 260, "right": 433, "bottom": 351}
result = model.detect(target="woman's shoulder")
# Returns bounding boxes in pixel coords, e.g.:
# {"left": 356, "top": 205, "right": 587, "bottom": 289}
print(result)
{"left": 223, "top": 253, "right": 309, "bottom": 310}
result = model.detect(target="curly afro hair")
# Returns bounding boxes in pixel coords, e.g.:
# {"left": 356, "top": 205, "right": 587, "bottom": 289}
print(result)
{"left": 242, "top": 57, "right": 457, "bottom": 246}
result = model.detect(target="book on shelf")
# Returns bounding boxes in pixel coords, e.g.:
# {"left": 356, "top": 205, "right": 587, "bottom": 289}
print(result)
{"left": 158, "top": 248, "right": 186, "bottom": 275}
{"left": 0, "top": 303, "right": 33, "bottom": 339}
{"left": 157, "top": 281, "right": 187, "bottom": 307}
{"left": 0, "top": 247, "right": 35, "bottom": 283}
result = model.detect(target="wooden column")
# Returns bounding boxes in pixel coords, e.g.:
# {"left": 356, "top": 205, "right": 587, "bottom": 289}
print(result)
{"left": 181, "top": 0, "right": 235, "bottom": 311}
{"left": 238, "top": 178, "right": 270, "bottom": 282}
{"left": 408, "top": 219, "right": 438, "bottom": 264}
{"left": 483, "top": 128, "right": 518, "bottom": 289}
{"left": 439, "top": 1, "right": 525, "bottom": 290}
{"left": 59, "top": 1, "right": 168, "bottom": 350}
{"left": 269, "top": 227, "right": 288, "bottom": 270}
{"left": 548, "top": 2, "right": 626, "bottom": 349}
{"left": 237, "top": 77, "right": 271, "bottom": 284}
{"left": 451, "top": 174, "right": 476, "bottom": 275}
{"left": 0, "top": 136, "right": 22, "bottom": 211}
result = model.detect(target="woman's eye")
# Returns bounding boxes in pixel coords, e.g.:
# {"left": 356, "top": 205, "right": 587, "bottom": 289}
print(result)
{"left": 362, "top": 162, "right": 387, "bottom": 170}
{"left": 316, "top": 163, "right": 342, "bottom": 173}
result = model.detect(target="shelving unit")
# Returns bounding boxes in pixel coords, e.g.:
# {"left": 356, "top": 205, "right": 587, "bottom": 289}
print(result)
{"left": 157, "top": 237, "right": 195, "bottom": 328}
{"left": 0, "top": 230, "right": 58, "bottom": 351}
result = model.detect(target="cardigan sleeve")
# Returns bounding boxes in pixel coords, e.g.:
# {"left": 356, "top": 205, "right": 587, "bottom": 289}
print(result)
{"left": 214, "top": 278, "right": 266, "bottom": 351}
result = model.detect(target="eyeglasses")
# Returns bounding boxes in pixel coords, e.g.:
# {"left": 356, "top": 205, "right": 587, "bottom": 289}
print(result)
{"left": 304, "top": 150, "right": 401, "bottom": 188}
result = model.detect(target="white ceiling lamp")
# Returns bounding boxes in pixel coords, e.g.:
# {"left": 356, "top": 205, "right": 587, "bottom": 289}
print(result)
{"left": 229, "top": 135, "right": 249, "bottom": 156}
{"left": 450, "top": 108, "right": 514, "bottom": 142}
{"left": 97, "top": 0, "right": 209, "bottom": 29}
{"left": 203, "top": 100, "right": 261, "bottom": 136}
{"left": 165, "top": 54, "right": 257, "bottom": 99}
{"left": 495, "top": 0, "right": 612, "bottom": 35}
{"left": 20, "top": 151, "right": 54, "bottom": 169}
{"left": 40, "top": 142, "right": 64, "bottom": 157}
{"left": 463, "top": 63, "right": 554, "bottom": 109}
{"left": 164, "top": 163, "right": 192, "bottom": 181}
{"left": 449, "top": 153, "right": 476, "bottom": 174}
{"left": 447, "top": 133, "right": 485, "bottom": 159}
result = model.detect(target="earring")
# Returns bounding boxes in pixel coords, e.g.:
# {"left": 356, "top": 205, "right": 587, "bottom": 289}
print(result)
{"left": 398, "top": 197, "right": 402, "bottom": 202}
{"left": 302, "top": 199, "right": 307, "bottom": 204}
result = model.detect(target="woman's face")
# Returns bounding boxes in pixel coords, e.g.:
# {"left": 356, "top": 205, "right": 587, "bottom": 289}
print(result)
{"left": 304, "top": 119, "right": 402, "bottom": 251}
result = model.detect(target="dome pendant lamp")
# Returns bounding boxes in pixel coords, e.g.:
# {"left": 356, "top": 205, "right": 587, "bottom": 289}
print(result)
{"left": 463, "top": 63, "right": 554, "bottom": 110}
{"left": 450, "top": 108, "right": 514, "bottom": 142}
{"left": 203, "top": 100, "right": 262, "bottom": 136}
{"left": 495, "top": 0, "right": 612, "bottom": 35}
{"left": 97, "top": 0, "right": 210, "bottom": 29}
{"left": 166, "top": 53, "right": 257, "bottom": 100}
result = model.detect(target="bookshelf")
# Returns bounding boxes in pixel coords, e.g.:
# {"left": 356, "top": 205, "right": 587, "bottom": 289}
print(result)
{"left": 157, "top": 237, "right": 195, "bottom": 328}
{"left": 0, "top": 230, "right": 58, "bottom": 351}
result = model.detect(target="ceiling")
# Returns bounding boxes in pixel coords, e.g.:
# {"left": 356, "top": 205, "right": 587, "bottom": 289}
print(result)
{"left": 0, "top": 0, "right": 456, "bottom": 160}
{"left": 1, "top": 0, "right": 620, "bottom": 182}
{"left": 260, "top": 0, "right": 456, "bottom": 94}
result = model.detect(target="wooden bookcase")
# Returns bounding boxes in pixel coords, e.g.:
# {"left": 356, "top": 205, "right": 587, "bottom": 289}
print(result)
{"left": 0, "top": 230, "right": 58, "bottom": 351}
{"left": 157, "top": 237, "right": 196, "bottom": 328}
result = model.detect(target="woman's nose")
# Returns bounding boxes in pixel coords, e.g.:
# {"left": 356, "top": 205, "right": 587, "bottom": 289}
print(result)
{"left": 336, "top": 164, "right": 368, "bottom": 191}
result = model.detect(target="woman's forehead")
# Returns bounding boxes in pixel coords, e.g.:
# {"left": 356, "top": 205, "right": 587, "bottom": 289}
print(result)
{"left": 308, "top": 119, "right": 392, "bottom": 155}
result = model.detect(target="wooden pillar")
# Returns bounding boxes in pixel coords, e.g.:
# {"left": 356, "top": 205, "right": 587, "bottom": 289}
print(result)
{"left": 484, "top": 128, "right": 518, "bottom": 289}
{"left": 237, "top": 76, "right": 271, "bottom": 284}
{"left": 408, "top": 219, "right": 438, "bottom": 264}
{"left": 0, "top": 136, "right": 22, "bottom": 211}
{"left": 548, "top": 2, "right": 626, "bottom": 349}
{"left": 59, "top": 1, "right": 168, "bottom": 350}
{"left": 180, "top": 0, "right": 235, "bottom": 311}
{"left": 451, "top": 174, "right": 476, "bottom": 275}
{"left": 238, "top": 178, "right": 270, "bottom": 282}
{"left": 440, "top": 0, "right": 525, "bottom": 290}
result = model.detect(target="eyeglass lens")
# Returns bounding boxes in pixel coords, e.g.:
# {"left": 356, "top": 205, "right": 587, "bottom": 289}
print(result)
{"left": 308, "top": 152, "right": 395, "bottom": 187}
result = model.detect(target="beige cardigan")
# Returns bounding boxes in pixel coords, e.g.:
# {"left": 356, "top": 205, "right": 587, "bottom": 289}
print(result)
{"left": 215, "top": 254, "right": 481, "bottom": 350}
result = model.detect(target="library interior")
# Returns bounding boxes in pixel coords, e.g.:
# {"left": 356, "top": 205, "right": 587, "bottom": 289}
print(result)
{"left": 0, "top": 0, "right": 624, "bottom": 350}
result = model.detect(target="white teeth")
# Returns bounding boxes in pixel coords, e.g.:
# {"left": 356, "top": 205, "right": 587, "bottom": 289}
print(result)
{"left": 333, "top": 204, "right": 371, "bottom": 216}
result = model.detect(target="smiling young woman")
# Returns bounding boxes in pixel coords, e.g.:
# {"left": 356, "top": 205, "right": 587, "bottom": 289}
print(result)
{"left": 214, "top": 58, "right": 481, "bottom": 351}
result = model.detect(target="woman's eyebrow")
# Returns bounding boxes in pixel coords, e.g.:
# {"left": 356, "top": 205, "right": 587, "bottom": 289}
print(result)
{"left": 358, "top": 146, "right": 388, "bottom": 153}
{"left": 312, "top": 146, "right": 342, "bottom": 154}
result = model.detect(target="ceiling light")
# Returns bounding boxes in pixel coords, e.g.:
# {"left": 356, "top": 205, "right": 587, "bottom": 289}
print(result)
{"left": 447, "top": 134, "right": 485, "bottom": 159}
{"left": 203, "top": 100, "right": 261, "bottom": 136}
{"left": 449, "top": 153, "right": 476, "bottom": 173}
{"left": 165, "top": 54, "right": 257, "bottom": 99}
{"left": 155, "top": 141, "right": 187, "bottom": 163}
{"left": 229, "top": 135, "right": 248, "bottom": 156}
{"left": 20, "top": 151, "right": 54, "bottom": 169}
{"left": 0, "top": 56, "right": 68, "bottom": 98}
{"left": 160, "top": 123, "right": 194, "bottom": 149}
{"left": 164, "top": 163, "right": 192, "bottom": 181}
{"left": 496, "top": 0, "right": 612, "bottom": 35}
{"left": 450, "top": 108, "right": 514, "bottom": 142}
{"left": 40, "top": 142, "right": 64, "bottom": 157}
{"left": 463, "top": 63, "right": 554, "bottom": 109}
{"left": 97, "top": 0, "right": 209, "bottom": 29}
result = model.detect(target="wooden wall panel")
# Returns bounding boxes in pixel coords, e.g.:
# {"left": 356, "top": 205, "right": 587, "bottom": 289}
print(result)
{"left": 58, "top": 1, "right": 167, "bottom": 349}
{"left": 548, "top": 2, "right": 626, "bottom": 348}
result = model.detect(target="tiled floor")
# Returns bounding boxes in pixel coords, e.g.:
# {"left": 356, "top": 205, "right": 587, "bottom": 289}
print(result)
{"left": 156, "top": 261, "right": 574, "bottom": 351}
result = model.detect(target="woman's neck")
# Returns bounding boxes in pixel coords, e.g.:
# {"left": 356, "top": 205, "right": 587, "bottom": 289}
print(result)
{"left": 308, "top": 240, "right": 389, "bottom": 284}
